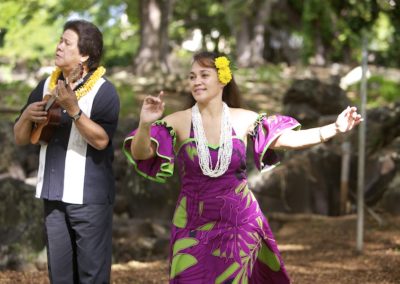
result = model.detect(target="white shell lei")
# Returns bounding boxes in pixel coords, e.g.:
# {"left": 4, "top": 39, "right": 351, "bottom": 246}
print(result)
{"left": 191, "top": 102, "right": 233, "bottom": 177}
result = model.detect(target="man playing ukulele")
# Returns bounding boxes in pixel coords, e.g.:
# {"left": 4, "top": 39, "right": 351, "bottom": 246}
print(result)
{"left": 14, "top": 20, "right": 120, "bottom": 284}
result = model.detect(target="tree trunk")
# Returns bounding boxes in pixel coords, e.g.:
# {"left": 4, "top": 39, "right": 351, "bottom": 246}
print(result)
{"left": 134, "top": 0, "right": 172, "bottom": 75}
{"left": 234, "top": 20, "right": 251, "bottom": 67}
{"left": 248, "top": 0, "right": 273, "bottom": 66}
{"left": 226, "top": 0, "right": 275, "bottom": 67}
{"left": 313, "top": 32, "right": 326, "bottom": 66}
{"left": 159, "top": 0, "right": 174, "bottom": 73}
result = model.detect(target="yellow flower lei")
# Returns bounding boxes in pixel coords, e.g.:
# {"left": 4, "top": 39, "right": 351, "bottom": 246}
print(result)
{"left": 48, "top": 66, "right": 106, "bottom": 100}
{"left": 215, "top": 56, "right": 232, "bottom": 85}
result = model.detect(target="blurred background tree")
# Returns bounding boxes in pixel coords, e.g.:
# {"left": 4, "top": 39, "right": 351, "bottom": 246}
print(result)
{"left": 0, "top": 0, "right": 399, "bottom": 108}
{"left": 0, "top": 0, "right": 399, "bottom": 70}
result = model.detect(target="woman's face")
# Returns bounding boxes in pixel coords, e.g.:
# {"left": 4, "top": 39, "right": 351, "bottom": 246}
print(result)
{"left": 189, "top": 61, "right": 225, "bottom": 103}
{"left": 55, "top": 29, "right": 87, "bottom": 72}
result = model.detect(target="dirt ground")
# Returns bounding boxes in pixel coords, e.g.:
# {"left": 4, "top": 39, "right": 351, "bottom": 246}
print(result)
{"left": 0, "top": 212, "right": 398, "bottom": 284}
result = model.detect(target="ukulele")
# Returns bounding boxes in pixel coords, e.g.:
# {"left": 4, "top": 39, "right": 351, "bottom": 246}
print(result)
{"left": 30, "top": 65, "right": 83, "bottom": 145}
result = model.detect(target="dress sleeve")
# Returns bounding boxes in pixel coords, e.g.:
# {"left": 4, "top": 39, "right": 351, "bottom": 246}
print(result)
{"left": 122, "top": 120, "right": 176, "bottom": 183}
{"left": 250, "top": 113, "right": 301, "bottom": 172}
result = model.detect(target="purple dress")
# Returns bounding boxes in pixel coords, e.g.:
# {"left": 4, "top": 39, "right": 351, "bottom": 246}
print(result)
{"left": 123, "top": 114, "right": 300, "bottom": 283}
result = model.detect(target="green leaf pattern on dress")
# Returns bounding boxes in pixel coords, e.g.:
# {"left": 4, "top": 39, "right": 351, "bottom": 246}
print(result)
{"left": 170, "top": 238, "right": 200, "bottom": 279}
{"left": 196, "top": 222, "right": 216, "bottom": 231}
{"left": 172, "top": 238, "right": 199, "bottom": 255}
{"left": 173, "top": 196, "right": 187, "bottom": 228}
{"left": 185, "top": 144, "right": 197, "bottom": 161}
{"left": 257, "top": 241, "right": 281, "bottom": 272}
{"left": 171, "top": 162, "right": 282, "bottom": 281}
{"left": 212, "top": 181, "right": 282, "bottom": 282}
{"left": 215, "top": 262, "right": 241, "bottom": 284}
{"left": 170, "top": 253, "right": 198, "bottom": 279}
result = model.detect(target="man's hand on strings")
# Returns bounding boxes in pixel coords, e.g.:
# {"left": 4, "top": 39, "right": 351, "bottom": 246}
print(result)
{"left": 56, "top": 80, "right": 80, "bottom": 117}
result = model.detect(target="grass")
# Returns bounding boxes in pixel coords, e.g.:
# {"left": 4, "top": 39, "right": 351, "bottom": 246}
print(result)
{"left": 348, "top": 75, "right": 400, "bottom": 108}
{"left": 236, "top": 64, "right": 283, "bottom": 83}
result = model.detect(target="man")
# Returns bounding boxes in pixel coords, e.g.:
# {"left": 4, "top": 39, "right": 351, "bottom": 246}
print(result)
{"left": 14, "top": 20, "right": 120, "bottom": 283}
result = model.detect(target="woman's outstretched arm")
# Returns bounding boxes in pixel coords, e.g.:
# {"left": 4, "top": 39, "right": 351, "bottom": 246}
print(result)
{"left": 272, "top": 106, "right": 363, "bottom": 150}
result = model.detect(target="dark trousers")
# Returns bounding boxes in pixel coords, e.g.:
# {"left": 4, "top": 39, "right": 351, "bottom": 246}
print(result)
{"left": 44, "top": 200, "right": 113, "bottom": 284}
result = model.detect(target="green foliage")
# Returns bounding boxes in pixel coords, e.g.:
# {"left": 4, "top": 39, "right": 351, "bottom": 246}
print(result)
{"left": 236, "top": 64, "right": 282, "bottom": 83}
{"left": 0, "top": 0, "right": 140, "bottom": 70}
{"left": 0, "top": 81, "right": 33, "bottom": 107}
{"left": 0, "top": 0, "right": 63, "bottom": 68}
{"left": 368, "top": 75, "right": 400, "bottom": 105}
{"left": 348, "top": 75, "right": 400, "bottom": 108}
{"left": 369, "top": 12, "right": 395, "bottom": 65}
{"left": 378, "top": 4, "right": 400, "bottom": 67}
{"left": 46, "top": 0, "right": 140, "bottom": 68}
{"left": 101, "top": 22, "right": 138, "bottom": 67}
{"left": 299, "top": 0, "right": 391, "bottom": 64}
{"left": 0, "top": 80, "right": 32, "bottom": 121}
{"left": 113, "top": 81, "right": 138, "bottom": 117}
{"left": 173, "top": 1, "right": 230, "bottom": 52}
{"left": 1, "top": 0, "right": 400, "bottom": 73}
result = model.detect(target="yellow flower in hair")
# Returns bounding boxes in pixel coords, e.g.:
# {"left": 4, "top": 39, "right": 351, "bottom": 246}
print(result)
{"left": 215, "top": 56, "right": 230, "bottom": 69}
{"left": 215, "top": 56, "right": 232, "bottom": 84}
{"left": 217, "top": 68, "right": 232, "bottom": 85}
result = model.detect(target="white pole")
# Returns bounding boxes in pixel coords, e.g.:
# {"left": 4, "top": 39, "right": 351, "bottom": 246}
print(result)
{"left": 340, "top": 140, "right": 351, "bottom": 215}
{"left": 357, "top": 34, "right": 368, "bottom": 252}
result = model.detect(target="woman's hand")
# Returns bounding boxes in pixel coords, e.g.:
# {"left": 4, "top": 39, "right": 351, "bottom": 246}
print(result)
{"left": 335, "top": 106, "right": 363, "bottom": 133}
{"left": 140, "top": 91, "right": 165, "bottom": 126}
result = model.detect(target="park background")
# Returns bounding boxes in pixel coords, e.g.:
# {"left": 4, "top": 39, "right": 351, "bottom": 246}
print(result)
{"left": 0, "top": 0, "right": 399, "bottom": 283}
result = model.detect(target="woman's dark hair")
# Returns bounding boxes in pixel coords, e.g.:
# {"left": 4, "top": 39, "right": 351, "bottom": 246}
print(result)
{"left": 63, "top": 20, "right": 103, "bottom": 71}
{"left": 189, "top": 51, "right": 241, "bottom": 108}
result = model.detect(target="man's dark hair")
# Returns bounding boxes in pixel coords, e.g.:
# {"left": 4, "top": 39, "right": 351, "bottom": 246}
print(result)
{"left": 63, "top": 20, "right": 103, "bottom": 71}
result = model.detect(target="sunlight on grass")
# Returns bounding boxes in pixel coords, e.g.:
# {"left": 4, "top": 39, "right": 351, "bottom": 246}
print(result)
{"left": 236, "top": 64, "right": 283, "bottom": 83}
{"left": 279, "top": 244, "right": 311, "bottom": 252}
{"left": 348, "top": 75, "right": 400, "bottom": 108}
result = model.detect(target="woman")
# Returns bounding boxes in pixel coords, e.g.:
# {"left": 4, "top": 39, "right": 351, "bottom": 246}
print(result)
{"left": 123, "top": 51, "right": 362, "bottom": 283}
{"left": 14, "top": 20, "right": 119, "bottom": 283}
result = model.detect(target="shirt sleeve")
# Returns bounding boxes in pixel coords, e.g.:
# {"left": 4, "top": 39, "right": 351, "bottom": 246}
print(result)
{"left": 250, "top": 113, "right": 301, "bottom": 172}
{"left": 90, "top": 79, "right": 120, "bottom": 140}
{"left": 122, "top": 120, "right": 176, "bottom": 183}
